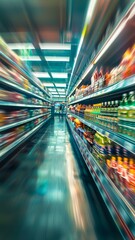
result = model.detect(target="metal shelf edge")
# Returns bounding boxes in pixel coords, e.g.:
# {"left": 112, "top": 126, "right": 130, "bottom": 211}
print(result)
{"left": 68, "top": 112, "right": 135, "bottom": 154}
{"left": 0, "top": 116, "right": 51, "bottom": 160}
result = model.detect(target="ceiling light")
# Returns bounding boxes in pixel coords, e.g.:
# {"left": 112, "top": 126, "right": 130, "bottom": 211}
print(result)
{"left": 45, "top": 56, "right": 70, "bottom": 62}
{"left": 33, "top": 72, "right": 50, "bottom": 78}
{"left": 39, "top": 43, "right": 71, "bottom": 50}
{"left": 52, "top": 73, "right": 68, "bottom": 78}
{"left": 57, "top": 89, "right": 65, "bottom": 92}
{"left": 53, "top": 95, "right": 59, "bottom": 97}
{"left": 48, "top": 88, "right": 56, "bottom": 91}
{"left": 20, "top": 56, "right": 41, "bottom": 61}
{"left": 55, "top": 83, "right": 66, "bottom": 87}
{"left": 42, "top": 83, "right": 54, "bottom": 87}
{"left": 51, "top": 92, "right": 58, "bottom": 95}
{"left": 8, "top": 43, "right": 35, "bottom": 50}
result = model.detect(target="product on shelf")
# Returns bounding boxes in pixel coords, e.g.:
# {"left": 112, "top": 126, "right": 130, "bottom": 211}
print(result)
{"left": 69, "top": 43, "right": 135, "bottom": 103}
{"left": 67, "top": 116, "right": 135, "bottom": 206}
{"left": 69, "top": 89, "right": 135, "bottom": 139}
{"left": 0, "top": 89, "right": 25, "bottom": 103}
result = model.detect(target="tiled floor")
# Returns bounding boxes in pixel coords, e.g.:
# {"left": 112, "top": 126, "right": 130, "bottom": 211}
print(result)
{"left": 0, "top": 116, "right": 122, "bottom": 240}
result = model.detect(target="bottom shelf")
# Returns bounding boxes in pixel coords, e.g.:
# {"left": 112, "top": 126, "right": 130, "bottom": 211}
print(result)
{"left": 66, "top": 118, "right": 135, "bottom": 240}
{"left": 0, "top": 115, "right": 51, "bottom": 161}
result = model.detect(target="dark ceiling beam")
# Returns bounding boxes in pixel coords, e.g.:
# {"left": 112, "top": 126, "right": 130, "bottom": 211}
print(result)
{"left": 21, "top": 0, "right": 60, "bottom": 95}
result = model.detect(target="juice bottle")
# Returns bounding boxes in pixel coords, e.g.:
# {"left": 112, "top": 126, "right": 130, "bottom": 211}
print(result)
{"left": 128, "top": 91, "right": 135, "bottom": 119}
{"left": 128, "top": 158, "right": 135, "bottom": 193}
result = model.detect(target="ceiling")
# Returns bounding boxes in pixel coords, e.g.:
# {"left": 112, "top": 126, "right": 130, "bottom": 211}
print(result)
{"left": 0, "top": 0, "right": 89, "bottom": 99}
{"left": 0, "top": 0, "right": 132, "bottom": 100}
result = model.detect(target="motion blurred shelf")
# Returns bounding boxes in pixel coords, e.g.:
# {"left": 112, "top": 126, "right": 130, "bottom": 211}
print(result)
{"left": 0, "top": 101, "right": 51, "bottom": 109}
{"left": 68, "top": 112, "right": 135, "bottom": 154}
{"left": 0, "top": 115, "right": 51, "bottom": 161}
{"left": 1, "top": 77, "right": 51, "bottom": 103}
{"left": 68, "top": 75, "right": 135, "bottom": 105}
{"left": 0, "top": 112, "right": 50, "bottom": 132}
{"left": 67, "top": 118, "right": 135, "bottom": 240}
{"left": 0, "top": 51, "right": 50, "bottom": 98}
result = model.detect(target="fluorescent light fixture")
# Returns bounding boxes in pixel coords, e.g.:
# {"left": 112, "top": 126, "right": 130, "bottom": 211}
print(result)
{"left": 8, "top": 43, "right": 35, "bottom": 50}
{"left": 33, "top": 72, "right": 50, "bottom": 78}
{"left": 52, "top": 95, "right": 60, "bottom": 97}
{"left": 55, "top": 83, "right": 66, "bottom": 87}
{"left": 48, "top": 88, "right": 56, "bottom": 91}
{"left": 42, "top": 83, "right": 54, "bottom": 87}
{"left": 45, "top": 56, "right": 70, "bottom": 62}
{"left": 39, "top": 43, "right": 71, "bottom": 50}
{"left": 57, "top": 89, "right": 65, "bottom": 92}
{"left": 51, "top": 92, "right": 58, "bottom": 95}
{"left": 52, "top": 73, "right": 68, "bottom": 78}
{"left": 20, "top": 56, "right": 41, "bottom": 61}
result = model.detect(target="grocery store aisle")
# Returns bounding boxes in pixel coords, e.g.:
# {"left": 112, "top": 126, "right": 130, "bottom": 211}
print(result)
{"left": 0, "top": 116, "right": 122, "bottom": 240}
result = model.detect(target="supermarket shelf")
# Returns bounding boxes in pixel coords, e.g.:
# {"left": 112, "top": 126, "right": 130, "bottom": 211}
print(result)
{"left": 0, "top": 101, "right": 51, "bottom": 109}
{"left": 68, "top": 75, "right": 135, "bottom": 105}
{"left": 0, "top": 51, "right": 50, "bottom": 98}
{"left": 1, "top": 77, "right": 51, "bottom": 102}
{"left": 67, "top": 118, "right": 135, "bottom": 240}
{"left": 0, "top": 115, "right": 51, "bottom": 161}
{"left": 0, "top": 112, "right": 50, "bottom": 132}
{"left": 68, "top": 112, "right": 135, "bottom": 154}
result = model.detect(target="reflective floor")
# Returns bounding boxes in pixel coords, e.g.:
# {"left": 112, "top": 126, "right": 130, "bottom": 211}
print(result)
{"left": 0, "top": 116, "right": 122, "bottom": 240}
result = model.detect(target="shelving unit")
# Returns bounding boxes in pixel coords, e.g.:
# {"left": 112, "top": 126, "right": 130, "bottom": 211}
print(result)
{"left": 0, "top": 116, "right": 51, "bottom": 161}
{"left": 0, "top": 101, "right": 51, "bottom": 109}
{"left": 68, "top": 75, "right": 135, "bottom": 105}
{"left": 67, "top": 4, "right": 135, "bottom": 236}
{"left": 67, "top": 118, "right": 135, "bottom": 240}
{"left": 1, "top": 77, "right": 51, "bottom": 102}
{"left": 0, "top": 112, "right": 50, "bottom": 132}
{"left": 68, "top": 112, "right": 135, "bottom": 154}
{"left": 1, "top": 51, "right": 50, "bottom": 98}
{"left": 0, "top": 43, "right": 52, "bottom": 162}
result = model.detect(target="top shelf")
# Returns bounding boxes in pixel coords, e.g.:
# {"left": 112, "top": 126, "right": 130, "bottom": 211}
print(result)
{"left": 0, "top": 51, "right": 50, "bottom": 98}
{"left": 68, "top": 75, "right": 135, "bottom": 105}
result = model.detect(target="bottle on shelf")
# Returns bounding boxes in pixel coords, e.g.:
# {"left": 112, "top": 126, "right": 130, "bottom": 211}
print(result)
{"left": 128, "top": 91, "right": 135, "bottom": 119}
{"left": 118, "top": 93, "right": 128, "bottom": 119}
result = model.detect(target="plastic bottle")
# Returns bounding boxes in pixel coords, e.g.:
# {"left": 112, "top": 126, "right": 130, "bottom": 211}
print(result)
{"left": 128, "top": 91, "right": 135, "bottom": 119}
{"left": 118, "top": 93, "right": 128, "bottom": 118}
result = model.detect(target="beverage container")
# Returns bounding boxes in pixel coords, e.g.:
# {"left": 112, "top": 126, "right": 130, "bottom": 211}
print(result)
{"left": 118, "top": 93, "right": 128, "bottom": 118}
{"left": 128, "top": 91, "right": 135, "bottom": 119}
